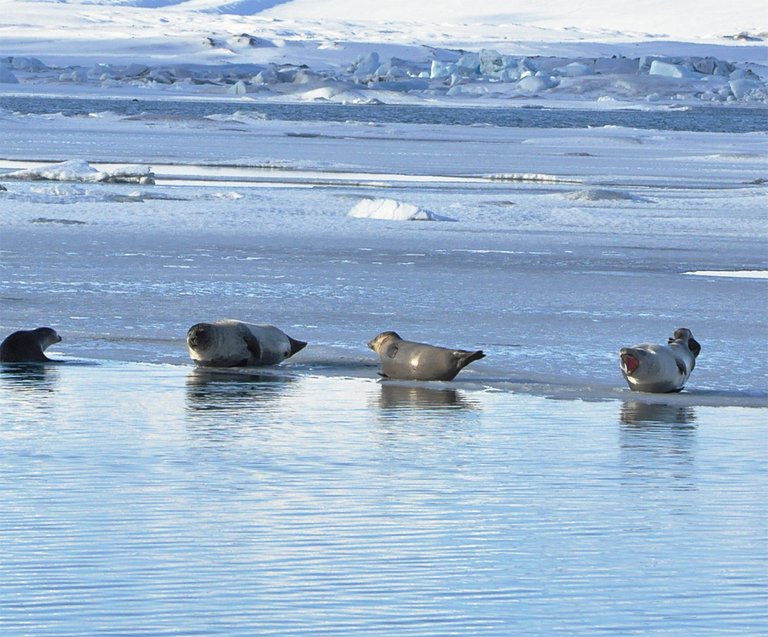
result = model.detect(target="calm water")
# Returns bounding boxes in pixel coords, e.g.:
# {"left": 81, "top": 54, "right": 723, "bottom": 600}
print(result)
{"left": 1, "top": 362, "right": 765, "bottom": 636}
{"left": 2, "top": 96, "right": 766, "bottom": 132}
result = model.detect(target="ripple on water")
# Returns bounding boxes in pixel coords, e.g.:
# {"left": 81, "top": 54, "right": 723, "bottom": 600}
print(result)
{"left": 0, "top": 363, "right": 765, "bottom": 636}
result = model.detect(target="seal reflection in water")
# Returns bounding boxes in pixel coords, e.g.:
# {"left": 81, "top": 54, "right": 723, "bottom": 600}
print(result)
{"left": 0, "top": 327, "right": 62, "bottom": 363}
{"left": 186, "top": 320, "right": 307, "bottom": 368}
{"left": 619, "top": 327, "right": 701, "bottom": 393}
{"left": 377, "top": 384, "right": 477, "bottom": 410}
{"left": 367, "top": 331, "right": 485, "bottom": 381}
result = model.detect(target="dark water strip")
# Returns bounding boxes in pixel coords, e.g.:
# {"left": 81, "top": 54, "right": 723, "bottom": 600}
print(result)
{"left": 2, "top": 96, "right": 766, "bottom": 133}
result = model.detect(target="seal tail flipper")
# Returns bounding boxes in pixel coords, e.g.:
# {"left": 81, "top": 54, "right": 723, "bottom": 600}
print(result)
{"left": 289, "top": 337, "right": 307, "bottom": 356}
{"left": 455, "top": 349, "right": 485, "bottom": 371}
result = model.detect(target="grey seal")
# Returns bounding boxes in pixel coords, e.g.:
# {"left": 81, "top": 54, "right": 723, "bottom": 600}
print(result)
{"left": 0, "top": 327, "right": 62, "bottom": 362}
{"left": 619, "top": 327, "right": 701, "bottom": 393}
{"left": 367, "top": 331, "right": 485, "bottom": 381}
{"left": 186, "top": 319, "right": 307, "bottom": 367}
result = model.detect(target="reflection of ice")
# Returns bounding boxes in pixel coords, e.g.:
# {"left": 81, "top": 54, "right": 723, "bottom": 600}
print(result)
{"left": 185, "top": 368, "right": 295, "bottom": 412}
{"left": 619, "top": 401, "right": 697, "bottom": 426}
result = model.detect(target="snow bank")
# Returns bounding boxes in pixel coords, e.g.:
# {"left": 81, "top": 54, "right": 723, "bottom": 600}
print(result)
{"left": 4, "top": 160, "right": 155, "bottom": 184}
{"left": 348, "top": 198, "right": 456, "bottom": 221}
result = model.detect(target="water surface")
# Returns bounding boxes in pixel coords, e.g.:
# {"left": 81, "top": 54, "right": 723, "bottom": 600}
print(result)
{"left": 1, "top": 363, "right": 765, "bottom": 636}
{"left": 2, "top": 96, "right": 766, "bottom": 132}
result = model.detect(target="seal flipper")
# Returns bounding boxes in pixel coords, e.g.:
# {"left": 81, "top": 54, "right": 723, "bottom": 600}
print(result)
{"left": 288, "top": 337, "right": 307, "bottom": 357}
{"left": 382, "top": 342, "right": 399, "bottom": 360}
{"left": 454, "top": 349, "right": 485, "bottom": 371}
{"left": 244, "top": 335, "right": 262, "bottom": 362}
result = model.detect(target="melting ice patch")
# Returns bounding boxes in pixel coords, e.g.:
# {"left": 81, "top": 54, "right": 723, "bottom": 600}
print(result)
{"left": 348, "top": 198, "right": 456, "bottom": 221}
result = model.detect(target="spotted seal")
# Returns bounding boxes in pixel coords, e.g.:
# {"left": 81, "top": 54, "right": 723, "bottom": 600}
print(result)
{"left": 367, "top": 331, "right": 485, "bottom": 381}
{"left": 0, "top": 327, "right": 62, "bottom": 362}
{"left": 186, "top": 319, "right": 307, "bottom": 367}
{"left": 619, "top": 327, "right": 701, "bottom": 393}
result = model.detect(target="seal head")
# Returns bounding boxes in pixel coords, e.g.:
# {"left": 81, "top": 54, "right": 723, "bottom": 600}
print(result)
{"left": 0, "top": 327, "right": 62, "bottom": 363}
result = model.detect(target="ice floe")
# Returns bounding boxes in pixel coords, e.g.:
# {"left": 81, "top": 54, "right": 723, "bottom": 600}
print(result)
{"left": 348, "top": 198, "right": 456, "bottom": 221}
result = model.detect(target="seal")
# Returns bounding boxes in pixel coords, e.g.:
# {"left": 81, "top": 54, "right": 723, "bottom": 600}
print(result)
{"left": 367, "top": 331, "right": 485, "bottom": 381}
{"left": 619, "top": 327, "right": 701, "bottom": 393}
{"left": 0, "top": 327, "right": 62, "bottom": 363}
{"left": 186, "top": 319, "right": 307, "bottom": 367}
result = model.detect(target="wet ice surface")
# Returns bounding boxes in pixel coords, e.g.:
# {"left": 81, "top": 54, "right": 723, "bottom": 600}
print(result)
{"left": 0, "top": 103, "right": 767, "bottom": 634}
{"left": 1, "top": 220, "right": 767, "bottom": 405}
{"left": 1, "top": 363, "right": 766, "bottom": 636}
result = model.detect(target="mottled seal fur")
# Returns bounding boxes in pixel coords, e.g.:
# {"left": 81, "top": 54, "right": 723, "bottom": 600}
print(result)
{"left": 619, "top": 327, "right": 701, "bottom": 393}
{"left": 186, "top": 319, "right": 307, "bottom": 367}
{"left": 367, "top": 331, "right": 485, "bottom": 381}
{"left": 0, "top": 327, "right": 62, "bottom": 363}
